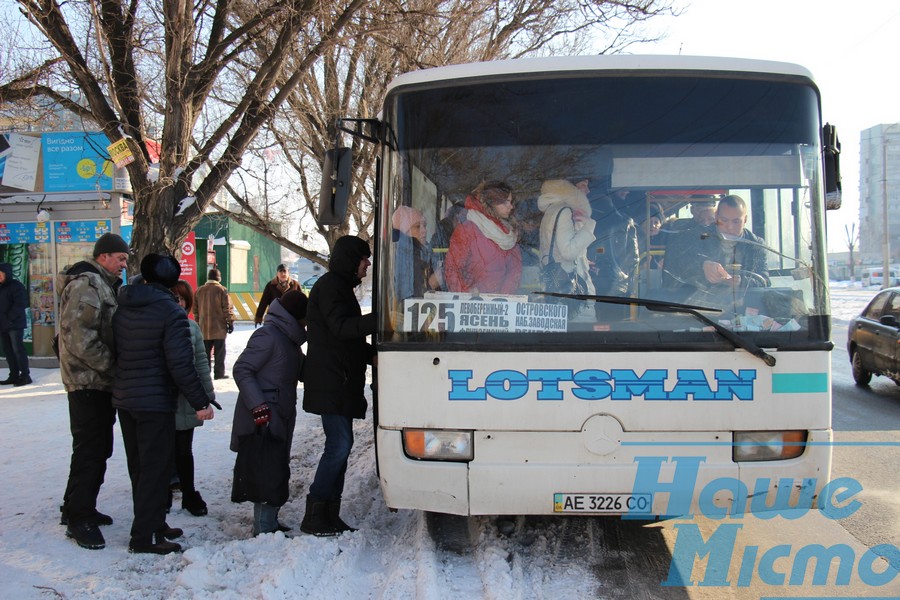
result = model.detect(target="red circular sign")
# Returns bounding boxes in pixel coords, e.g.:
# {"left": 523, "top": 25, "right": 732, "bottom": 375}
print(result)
{"left": 182, "top": 240, "right": 195, "bottom": 256}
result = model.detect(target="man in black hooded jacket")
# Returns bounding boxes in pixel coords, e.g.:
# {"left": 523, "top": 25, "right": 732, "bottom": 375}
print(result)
{"left": 301, "top": 236, "right": 376, "bottom": 536}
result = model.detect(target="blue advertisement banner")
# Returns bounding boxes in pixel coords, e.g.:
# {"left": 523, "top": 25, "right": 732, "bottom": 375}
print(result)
{"left": 42, "top": 132, "right": 114, "bottom": 192}
{"left": 0, "top": 222, "right": 52, "bottom": 244}
{"left": 54, "top": 220, "right": 112, "bottom": 243}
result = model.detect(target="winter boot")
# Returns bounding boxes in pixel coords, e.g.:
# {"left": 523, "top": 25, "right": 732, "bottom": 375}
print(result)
{"left": 182, "top": 490, "right": 208, "bottom": 516}
{"left": 299, "top": 495, "right": 341, "bottom": 537}
{"left": 129, "top": 532, "right": 182, "bottom": 555}
{"left": 157, "top": 523, "right": 184, "bottom": 540}
{"left": 326, "top": 499, "right": 357, "bottom": 533}
{"left": 66, "top": 521, "right": 105, "bottom": 550}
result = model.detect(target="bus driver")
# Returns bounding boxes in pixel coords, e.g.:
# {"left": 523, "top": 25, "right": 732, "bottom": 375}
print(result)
{"left": 664, "top": 194, "right": 769, "bottom": 299}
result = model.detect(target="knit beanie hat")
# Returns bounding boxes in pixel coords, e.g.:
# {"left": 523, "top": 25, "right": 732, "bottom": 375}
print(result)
{"left": 278, "top": 289, "right": 308, "bottom": 322}
{"left": 140, "top": 254, "right": 182, "bottom": 288}
{"left": 93, "top": 233, "right": 130, "bottom": 257}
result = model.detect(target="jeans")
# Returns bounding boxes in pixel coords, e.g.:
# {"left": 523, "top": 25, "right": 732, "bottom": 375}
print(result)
{"left": 308, "top": 414, "right": 354, "bottom": 502}
{"left": 204, "top": 339, "right": 226, "bottom": 378}
{"left": 118, "top": 409, "right": 176, "bottom": 545}
{"left": 0, "top": 328, "right": 29, "bottom": 378}
{"left": 253, "top": 503, "right": 280, "bottom": 535}
{"left": 62, "top": 390, "right": 116, "bottom": 524}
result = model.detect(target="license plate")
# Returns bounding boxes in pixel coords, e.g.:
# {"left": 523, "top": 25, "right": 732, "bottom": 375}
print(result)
{"left": 553, "top": 493, "right": 652, "bottom": 514}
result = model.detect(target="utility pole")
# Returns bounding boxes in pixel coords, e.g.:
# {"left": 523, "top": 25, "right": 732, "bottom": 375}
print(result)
{"left": 883, "top": 124, "right": 899, "bottom": 289}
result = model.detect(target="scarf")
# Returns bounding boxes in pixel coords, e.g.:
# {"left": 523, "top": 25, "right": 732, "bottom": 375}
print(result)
{"left": 465, "top": 207, "right": 517, "bottom": 251}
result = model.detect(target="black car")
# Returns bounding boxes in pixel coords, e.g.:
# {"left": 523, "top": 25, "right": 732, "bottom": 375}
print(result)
{"left": 847, "top": 287, "right": 900, "bottom": 386}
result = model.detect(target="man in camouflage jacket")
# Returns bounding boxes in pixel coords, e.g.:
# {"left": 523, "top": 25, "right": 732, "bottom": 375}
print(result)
{"left": 57, "top": 232, "right": 129, "bottom": 550}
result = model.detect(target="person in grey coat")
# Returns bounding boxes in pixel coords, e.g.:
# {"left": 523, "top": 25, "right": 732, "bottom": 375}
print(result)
{"left": 232, "top": 290, "right": 308, "bottom": 536}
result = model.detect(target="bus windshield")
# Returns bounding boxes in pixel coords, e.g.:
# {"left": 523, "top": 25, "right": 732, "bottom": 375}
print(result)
{"left": 378, "top": 71, "right": 830, "bottom": 350}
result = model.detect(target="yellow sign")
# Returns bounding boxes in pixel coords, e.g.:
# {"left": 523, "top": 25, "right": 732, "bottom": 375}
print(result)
{"left": 107, "top": 138, "right": 135, "bottom": 168}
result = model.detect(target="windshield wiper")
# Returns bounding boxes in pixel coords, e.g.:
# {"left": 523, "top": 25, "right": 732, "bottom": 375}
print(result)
{"left": 536, "top": 292, "right": 777, "bottom": 367}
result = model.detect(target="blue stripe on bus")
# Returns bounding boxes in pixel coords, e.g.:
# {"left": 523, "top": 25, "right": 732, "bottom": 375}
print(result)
{"left": 771, "top": 373, "right": 829, "bottom": 394}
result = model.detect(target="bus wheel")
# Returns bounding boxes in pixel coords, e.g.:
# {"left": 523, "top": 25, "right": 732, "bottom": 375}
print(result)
{"left": 851, "top": 351, "right": 872, "bottom": 386}
{"left": 425, "top": 511, "right": 476, "bottom": 553}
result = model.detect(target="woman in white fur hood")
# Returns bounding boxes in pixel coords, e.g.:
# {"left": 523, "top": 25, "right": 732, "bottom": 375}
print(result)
{"left": 537, "top": 179, "right": 597, "bottom": 296}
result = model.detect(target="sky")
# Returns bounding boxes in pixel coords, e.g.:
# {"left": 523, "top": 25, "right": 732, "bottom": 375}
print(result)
{"left": 634, "top": 0, "right": 900, "bottom": 252}
{"left": 3, "top": 0, "right": 898, "bottom": 255}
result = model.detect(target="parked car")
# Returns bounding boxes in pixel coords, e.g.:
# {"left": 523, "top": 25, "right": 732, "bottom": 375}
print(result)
{"left": 847, "top": 287, "right": 900, "bottom": 386}
{"left": 301, "top": 274, "right": 322, "bottom": 289}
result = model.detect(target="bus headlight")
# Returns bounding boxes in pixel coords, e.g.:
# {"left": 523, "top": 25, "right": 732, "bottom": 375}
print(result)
{"left": 402, "top": 429, "right": 473, "bottom": 461}
{"left": 733, "top": 430, "right": 807, "bottom": 461}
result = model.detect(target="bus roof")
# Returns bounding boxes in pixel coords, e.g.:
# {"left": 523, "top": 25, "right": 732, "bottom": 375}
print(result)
{"left": 386, "top": 55, "right": 816, "bottom": 93}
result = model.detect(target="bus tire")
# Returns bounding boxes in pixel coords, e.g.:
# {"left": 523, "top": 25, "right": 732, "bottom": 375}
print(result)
{"left": 851, "top": 350, "right": 872, "bottom": 386}
{"left": 425, "top": 511, "right": 475, "bottom": 554}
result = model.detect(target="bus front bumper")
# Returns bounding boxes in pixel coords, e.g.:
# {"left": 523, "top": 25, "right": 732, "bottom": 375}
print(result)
{"left": 376, "top": 427, "right": 833, "bottom": 517}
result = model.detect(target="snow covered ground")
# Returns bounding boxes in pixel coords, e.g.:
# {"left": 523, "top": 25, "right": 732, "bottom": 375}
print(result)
{"left": 0, "top": 283, "right": 885, "bottom": 599}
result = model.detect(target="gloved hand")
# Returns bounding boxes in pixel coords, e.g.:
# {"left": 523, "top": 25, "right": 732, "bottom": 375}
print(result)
{"left": 226, "top": 322, "right": 234, "bottom": 334}
{"left": 252, "top": 404, "right": 271, "bottom": 426}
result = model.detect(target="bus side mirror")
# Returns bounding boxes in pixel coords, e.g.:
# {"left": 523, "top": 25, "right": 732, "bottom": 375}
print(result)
{"left": 823, "top": 123, "right": 841, "bottom": 210}
{"left": 318, "top": 147, "right": 352, "bottom": 226}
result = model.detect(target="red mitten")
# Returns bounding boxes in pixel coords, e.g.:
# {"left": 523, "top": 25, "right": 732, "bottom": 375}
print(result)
{"left": 252, "top": 404, "right": 271, "bottom": 426}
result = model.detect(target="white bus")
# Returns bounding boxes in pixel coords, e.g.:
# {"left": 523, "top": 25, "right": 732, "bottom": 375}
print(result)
{"left": 320, "top": 56, "right": 840, "bottom": 518}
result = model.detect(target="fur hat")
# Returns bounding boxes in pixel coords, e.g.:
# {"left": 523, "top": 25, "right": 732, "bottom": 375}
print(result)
{"left": 207, "top": 269, "right": 221, "bottom": 281}
{"left": 537, "top": 179, "right": 590, "bottom": 214}
{"left": 278, "top": 290, "right": 308, "bottom": 322}
{"left": 93, "top": 233, "right": 129, "bottom": 258}
{"left": 140, "top": 254, "right": 181, "bottom": 288}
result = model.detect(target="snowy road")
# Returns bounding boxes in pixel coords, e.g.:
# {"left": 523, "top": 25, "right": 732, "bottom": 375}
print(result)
{"left": 1, "top": 284, "right": 898, "bottom": 598}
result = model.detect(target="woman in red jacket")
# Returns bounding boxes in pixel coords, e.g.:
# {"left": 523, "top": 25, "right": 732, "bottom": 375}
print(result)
{"left": 444, "top": 181, "right": 522, "bottom": 294}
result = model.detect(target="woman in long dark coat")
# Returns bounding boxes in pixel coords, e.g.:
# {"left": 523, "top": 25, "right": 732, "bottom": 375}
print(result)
{"left": 232, "top": 291, "right": 308, "bottom": 536}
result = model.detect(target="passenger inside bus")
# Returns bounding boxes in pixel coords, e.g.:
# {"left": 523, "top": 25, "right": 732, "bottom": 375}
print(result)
{"left": 637, "top": 202, "right": 667, "bottom": 274}
{"left": 666, "top": 196, "right": 718, "bottom": 234}
{"left": 391, "top": 205, "right": 438, "bottom": 302}
{"left": 536, "top": 179, "right": 596, "bottom": 311}
{"left": 513, "top": 196, "right": 544, "bottom": 291}
{"left": 444, "top": 181, "right": 522, "bottom": 295}
{"left": 584, "top": 180, "right": 639, "bottom": 319}
{"left": 662, "top": 194, "right": 770, "bottom": 303}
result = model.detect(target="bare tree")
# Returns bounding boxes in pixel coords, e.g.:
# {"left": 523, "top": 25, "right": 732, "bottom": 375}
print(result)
{"left": 845, "top": 223, "right": 859, "bottom": 282}
{"left": 1, "top": 0, "right": 367, "bottom": 268}
{"left": 1, "top": 0, "right": 674, "bottom": 265}
{"left": 216, "top": 0, "right": 676, "bottom": 255}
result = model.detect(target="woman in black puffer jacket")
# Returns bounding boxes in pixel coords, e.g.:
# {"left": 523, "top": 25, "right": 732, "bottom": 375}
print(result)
{"left": 112, "top": 254, "right": 215, "bottom": 555}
